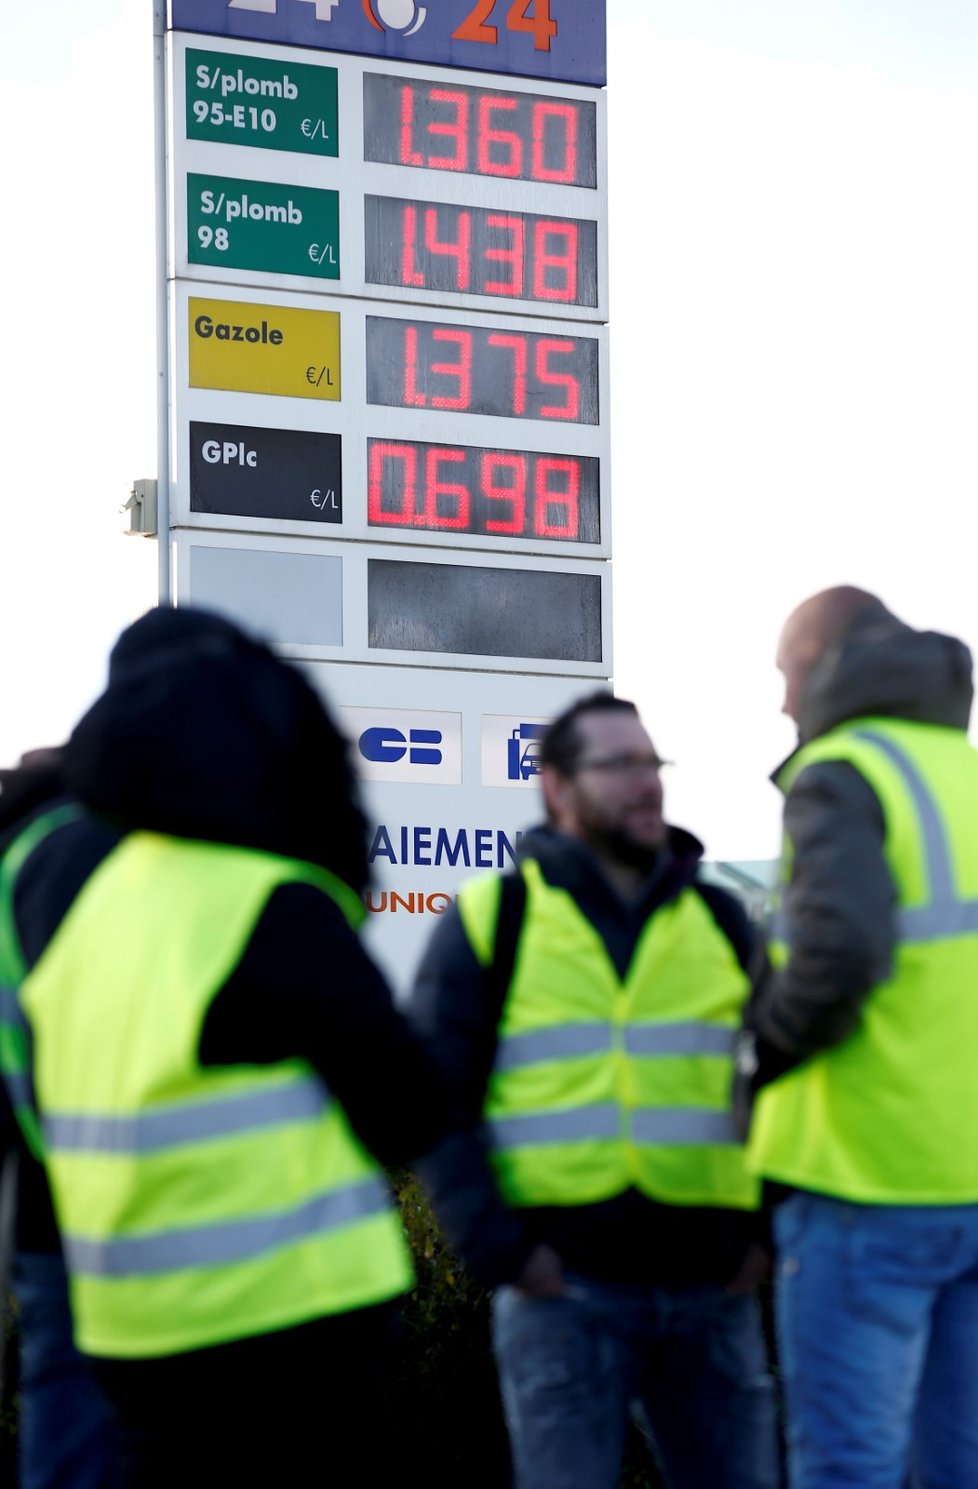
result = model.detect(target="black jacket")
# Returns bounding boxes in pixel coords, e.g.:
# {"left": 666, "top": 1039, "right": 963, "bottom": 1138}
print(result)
{"left": 408, "top": 823, "right": 766, "bottom": 1289}
{"left": 742, "top": 609, "right": 973, "bottom": 1090}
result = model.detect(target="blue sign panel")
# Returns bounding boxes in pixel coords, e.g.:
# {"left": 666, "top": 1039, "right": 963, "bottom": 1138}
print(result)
{"left": 168, "top": 0, "right": 606, "bottom": 87}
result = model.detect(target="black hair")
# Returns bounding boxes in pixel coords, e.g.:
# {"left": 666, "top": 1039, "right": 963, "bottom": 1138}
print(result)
{"left": 539, "top": 691, "right": 639, "bottom": 777}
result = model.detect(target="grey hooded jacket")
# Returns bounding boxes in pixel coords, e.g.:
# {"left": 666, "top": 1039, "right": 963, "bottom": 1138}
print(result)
{"left": 743, "top": 608, "right": 973, "bottom": 1088}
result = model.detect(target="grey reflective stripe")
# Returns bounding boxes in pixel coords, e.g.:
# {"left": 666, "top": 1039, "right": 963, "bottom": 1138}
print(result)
{"left": 852, "top": 730, "right": 954, "bottom": 901}
{"left": 852, "top": 729, "right": 978, "bottom": 943}
{"left": 44, "top": 1078, "right": 330, "bottom": 1155}
{"left": 900, "top": 900, "right": 978, "bottom": 942}
{"left": 489, "top": 1103, "right": 622, "bottom": 1146}
{"left": 630, "top": 1108, "right": 740, "bottom": 1146}
{"left": 494, "top": 1021, "right": 735, "bottom": 1072}
{"left": 61, "top": 1175, "right": 390, "bottom": 1279}
{"left": 488, "top": 1103, "right": 740, "bottom": 1149}
{"left": 625, "top": 1023, "right": 736, "bottom": 1057}
{"left": 494, "top": 1023, "right": 612, "bottom": 1071}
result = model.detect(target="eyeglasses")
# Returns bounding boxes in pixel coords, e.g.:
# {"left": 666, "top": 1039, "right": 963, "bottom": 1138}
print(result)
{"left": 574, "top": 753, "right": 672, "bottom": 777}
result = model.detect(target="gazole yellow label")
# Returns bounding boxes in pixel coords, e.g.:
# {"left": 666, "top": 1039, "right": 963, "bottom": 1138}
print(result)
{"left": 188, "top": 297, "right": 340, "bottom": 400}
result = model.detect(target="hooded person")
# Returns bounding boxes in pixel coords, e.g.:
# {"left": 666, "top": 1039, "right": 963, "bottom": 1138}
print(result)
{"left": 12, "top": 607, "right": 450, "bottom": 1488}
{"left": 737, "top": 587, "right": 978, "bottom": 1489}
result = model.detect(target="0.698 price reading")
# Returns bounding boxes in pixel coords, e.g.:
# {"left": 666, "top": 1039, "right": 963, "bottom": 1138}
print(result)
{"left": 367, "top": 438, "right": 599, "bottom": 544}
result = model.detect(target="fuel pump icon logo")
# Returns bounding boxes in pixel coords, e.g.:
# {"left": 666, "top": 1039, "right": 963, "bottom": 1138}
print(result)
{"left": 507, "top": 723, "right": 546, "bottom": 782}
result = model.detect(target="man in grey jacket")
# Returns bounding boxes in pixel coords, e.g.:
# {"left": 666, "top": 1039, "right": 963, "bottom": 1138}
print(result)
{"left": 738, "top": 585, "right": 978, "bottom": 1489}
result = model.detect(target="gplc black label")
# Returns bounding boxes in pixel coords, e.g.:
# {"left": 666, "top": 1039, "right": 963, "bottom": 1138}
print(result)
{"left": 189, "top": 422, "right": 342, "bottom": 524}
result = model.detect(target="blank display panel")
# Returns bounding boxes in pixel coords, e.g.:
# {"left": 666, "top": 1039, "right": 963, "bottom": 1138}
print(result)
{"left": 367, "top": 560, "right": 601, "bottom": 662}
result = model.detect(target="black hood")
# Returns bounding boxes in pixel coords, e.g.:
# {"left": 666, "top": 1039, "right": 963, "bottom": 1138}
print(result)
{"left": 794, "top": 607, "right": 973, "bottom": 748}
{"left": 63, "top": 607, "right": 370, "bottom": 892}
{"left": 0, "top": 750, "right": 67, "bottom": 843}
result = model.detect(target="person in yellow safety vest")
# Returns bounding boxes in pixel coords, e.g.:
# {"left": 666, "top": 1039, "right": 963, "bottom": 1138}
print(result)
{"left": 12, "top": 607, "right": 451, "bottom": 1489}
{"left": 409, "top": 691, "right": 783, "bottom": 1489}
{"left": 735, "top": 586, "right": 978, "bottom": 1489}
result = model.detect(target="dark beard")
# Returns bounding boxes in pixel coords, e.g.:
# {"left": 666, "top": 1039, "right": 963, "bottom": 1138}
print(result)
{"left": 596, "top": 825, "right": 662, "bottom": 876}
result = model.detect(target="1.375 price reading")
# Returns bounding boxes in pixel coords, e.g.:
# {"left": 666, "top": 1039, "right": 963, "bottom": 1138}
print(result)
{"left": 366, "top": 316, "right": 599, "bottom": 425}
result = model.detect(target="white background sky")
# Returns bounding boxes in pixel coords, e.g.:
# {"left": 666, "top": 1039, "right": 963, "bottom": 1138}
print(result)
{"left": 1, "top": 0, "right": 976, "bottom": 861}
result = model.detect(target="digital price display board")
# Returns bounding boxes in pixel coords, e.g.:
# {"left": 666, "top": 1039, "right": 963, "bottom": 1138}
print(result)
{"left": 363, "top": 72, "right": 597, "bottom": 187}
{"left": 364, "top": 196, "right": 597, "bottom": 308}
{"left": 366, "top": 315, "right": 599, "bottom": 424}
{"left": 367, "top": 438, "right": 599, "bottom": 544}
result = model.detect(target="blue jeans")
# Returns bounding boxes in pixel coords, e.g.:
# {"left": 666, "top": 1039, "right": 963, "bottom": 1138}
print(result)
{"left": 774, "top": 1191, "right": 978, "bottom": 1489}
{"left": 13, "top": 1252, "right": 123, "bottom": 1489}
{"left": 492, "top": 1274, "right": 782, "bottom": 1489}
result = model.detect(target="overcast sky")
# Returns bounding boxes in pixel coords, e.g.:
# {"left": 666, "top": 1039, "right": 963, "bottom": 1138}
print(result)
{"left": 2, "top": 0, "right": 976, "bottom": 860}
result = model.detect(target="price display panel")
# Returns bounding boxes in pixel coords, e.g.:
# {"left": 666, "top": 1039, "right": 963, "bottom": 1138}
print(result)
{"left": 169, "top": 38, "right": 608, "bottom": 322}
{"left": 367, "top": 438, "right": 599, "bottom": 544}
{"left": 368, "top": 560, "right": 602, "bottom": 663}
{"left": 172, "top": 530, "right": 610, "bottom": 676}
{"left": 366, "top": 314, "right": 599, "bottom": 424}
{"left": 171, "top": 285, "right": 609, "bottom": 558}
{"left": 364, "top": 196, "right": 597, "bottom": 308}
{"left": 362, "top": 72, "right": 598, "bottom": 187}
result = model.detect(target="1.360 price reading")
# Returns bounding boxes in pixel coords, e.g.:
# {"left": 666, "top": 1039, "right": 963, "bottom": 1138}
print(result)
{"left": 367, "top": 438, "right": 600, "bottom": 543}
{"left": 363, "top": 73, "right": 597, "bottom": 188}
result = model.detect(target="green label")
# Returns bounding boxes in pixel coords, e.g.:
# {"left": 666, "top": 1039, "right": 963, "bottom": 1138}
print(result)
{"left": 186, "top": 48, "right": 338, "bottom": 157}
{"left": 188, "top": 174, "right": 340, "bottom": 280}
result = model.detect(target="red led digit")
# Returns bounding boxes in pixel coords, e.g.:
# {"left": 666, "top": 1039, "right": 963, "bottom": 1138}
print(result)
{"left": 486, "top": 332, "right": 528, "bottom": 415}
{"left": 531, "top": 221, "right": 578, "bottom": 303}
{"left": 424, "top": 447, "right": 470, "bottom": 529}
{"left": 477, "top": 95, "right": 523, "bottom": 178}
{"left": 534, "top": 457, "right": 579, "bottom": 538}
{"left": 400, "top": 206, "right": 425, "bottom": 287}
{"left": 402, "top": 326, "right": 427, "bottom": 407}
{"left": 427, "top": 89, "right": 469, "bottom": 172}
{"left": 482, "top": 453, "right": 526, "bottom": 534}
{"left": 368, "top": 441, "right": 419, "bottom": 526}
{"left": 424, "top": 207, "right": 472, "bottom": 291}
{"left": 430, "top": 328, "right": 472, "bottom": 411}
{"left": 531, "top": 102, "right": 578, "bottom": 183}
{"left": 484, "top": 214, "right": 524, "bottom": 298}
{"left": 536, "top": 338, "right": 579, "bottom": 420}
{"left": 399, "top": 86, "right": 423, "bottom": 167}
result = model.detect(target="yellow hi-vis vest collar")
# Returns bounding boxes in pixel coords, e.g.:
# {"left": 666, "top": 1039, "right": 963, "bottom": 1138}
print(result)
{"left": 749, "top": 717, "right": 978, "bottom": 1203}
{"left": 460, "top": 859, "right": 759, "bottom": 1212}
{"left": 21, "top": 832, "right": 412, "bottom": 1359}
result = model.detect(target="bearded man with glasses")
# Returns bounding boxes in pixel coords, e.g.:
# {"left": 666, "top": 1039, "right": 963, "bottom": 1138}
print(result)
{"left": 408, "top": 691, "right": 781, "bottom": 1489}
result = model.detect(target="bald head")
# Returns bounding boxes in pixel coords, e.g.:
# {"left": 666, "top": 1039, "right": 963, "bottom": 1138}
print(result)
{"left": 777, "top": 586, "right": 891, "bottom": 723}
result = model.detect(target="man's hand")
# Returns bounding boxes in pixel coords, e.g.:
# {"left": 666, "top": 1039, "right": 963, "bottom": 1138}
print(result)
{"left": 514, "top": 1243, "right": 566, "bottom": 1298}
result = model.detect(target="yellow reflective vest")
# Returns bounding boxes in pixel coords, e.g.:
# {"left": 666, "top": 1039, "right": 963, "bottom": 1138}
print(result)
{"left": 459, "top": 858, "right": 760, "bottom": 1212}
{"left": 21, "top": 832, "right": 412, "bottom": 1360}
{"left": 749, "top": 717, "right": 978, "bottom": 1203}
